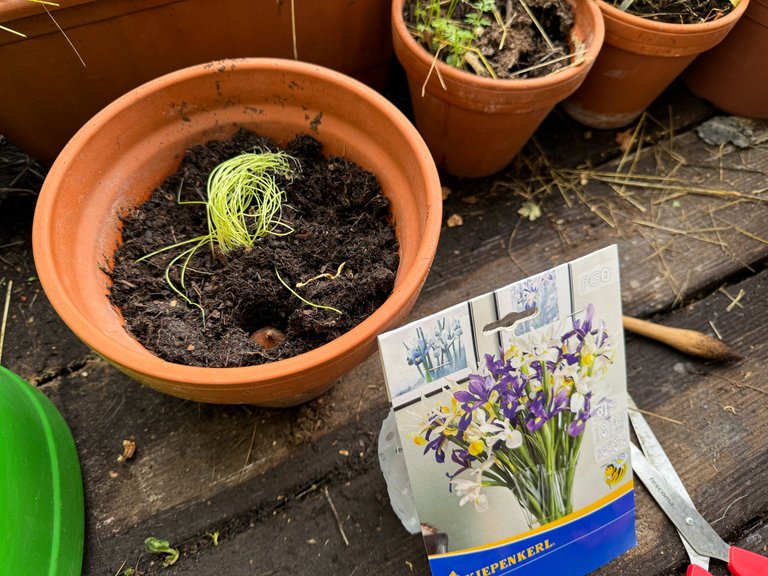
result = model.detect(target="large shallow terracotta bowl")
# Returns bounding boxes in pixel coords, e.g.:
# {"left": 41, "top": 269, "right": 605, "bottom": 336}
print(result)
{"left": 32, "top": 58, "right": 442, "bottom": 406}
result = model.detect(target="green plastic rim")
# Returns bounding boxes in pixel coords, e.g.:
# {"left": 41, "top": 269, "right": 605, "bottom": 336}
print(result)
{"left": 0, "top": 365, "right": 84, "bottom": 575}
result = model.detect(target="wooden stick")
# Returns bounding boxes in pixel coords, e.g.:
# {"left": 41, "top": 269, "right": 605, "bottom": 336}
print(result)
{"left": 0, "top": 280, "right": 12, "bottom": 365}
{"left": 622, "top": 315, "right": 742, "bottom": 362}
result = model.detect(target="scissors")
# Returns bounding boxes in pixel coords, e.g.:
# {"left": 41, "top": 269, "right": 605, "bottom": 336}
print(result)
{"left": 628, "top": 399, "right": 768, "bottom": 576}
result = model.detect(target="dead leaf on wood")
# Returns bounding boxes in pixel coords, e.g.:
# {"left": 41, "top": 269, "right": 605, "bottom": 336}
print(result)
{"left": 118, "top": 439, "right": 137, "bottom": 463}
{"left": 615, "top": 128, "right": 633, "bottom": 152}
{"left": 446, "top": 213, "right": 464, "bottom": 228}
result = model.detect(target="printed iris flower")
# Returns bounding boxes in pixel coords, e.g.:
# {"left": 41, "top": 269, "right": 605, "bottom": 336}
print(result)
{"left": 412, "top": 304, "right": 616, "bottom": 528}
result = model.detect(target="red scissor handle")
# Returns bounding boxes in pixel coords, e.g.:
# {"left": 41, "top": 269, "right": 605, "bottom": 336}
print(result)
{"left": 729, "top": 546, "right": 768, "bottom": 576}
{"left": 687, "top": 564, "right": 713, "bottom": 576}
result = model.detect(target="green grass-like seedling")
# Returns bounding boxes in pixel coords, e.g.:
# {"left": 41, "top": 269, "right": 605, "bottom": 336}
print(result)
{"left": 207, "top": 151, "right": 297, "bottom": 254}
{"left": 137, "top": 150, "right": 299, "bottom": 317}
{"left": 411, "top": 0, "right": 573, "bottom": 79}
{"left": 275, "top": 267, "right": 343, "bottom": 315}
{"left": 144, "top": 537, "right": 179, "bottom": 568}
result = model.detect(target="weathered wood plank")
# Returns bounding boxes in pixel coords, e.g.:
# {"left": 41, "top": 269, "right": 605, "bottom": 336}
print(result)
{"left": 0, "top": 193, "right": 90, "bottom": 379}
{"left": 56, "top": 264, "right": 767, "bottom": 575}
{"left": 6, "top": 81, "right": 766, "bottom": 576}
{"left": 597, "top": 267, "right": 768, "bottom": 575}
{"left": 429, "top": 122, "right": 768, "bottom": 319}
{"left": 0, "top": 79, "right": 714, "bottom": 382}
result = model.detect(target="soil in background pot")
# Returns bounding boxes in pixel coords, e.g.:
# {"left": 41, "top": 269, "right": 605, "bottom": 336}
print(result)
{"left": 609, "top": 0, "right": 735, "bottom": 24}
{"left": 109, "top": 129, "right": 399, "bottom": 368}
{"left": 404, "top": 0, "right": 576, "bottom": 79}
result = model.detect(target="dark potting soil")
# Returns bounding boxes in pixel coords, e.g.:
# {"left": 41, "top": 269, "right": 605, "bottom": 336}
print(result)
{"left": 108, "top": 130, "right": 399, "bottom": 368}
{"left": 405, "top": 0, "right": 576, "bottom": 79}
{"left": 614, "top": 0, "right": 734, "bottom": 24}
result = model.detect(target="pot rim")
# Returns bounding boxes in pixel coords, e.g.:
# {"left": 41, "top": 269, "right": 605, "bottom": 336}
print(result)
{"left": 33, "top": 57, "right": 442, "bottom": 388}
{"left": 391, "top": 0, "right": 605, "bottom": 91}
{"left": 0, "top": 0, "right": 93, "bottom": 20}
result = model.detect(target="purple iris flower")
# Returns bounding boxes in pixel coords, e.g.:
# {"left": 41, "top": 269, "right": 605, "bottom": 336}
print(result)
{"left": 567, "top": 418, "right": 586, "bottom": 437}
{"left": 567, "top": 392, "right": 592, "bottom": 437}
{"left": 562, "top": 303, "right": 596, "bottom": 343}
{"left": 497, "top": 389, "right": 522, "bottom": 422}
{"left": 550, "top": 388, "right": 570, "bottom": 415}
{"left": 424, "top": 434, "right": 447, "bottom": 463}
{"left": 526, "top": 400, "right": 548, "bottom": 433}
{"left": 486, "top": 351, "right": 519, "bottom": 392}
{"left": 454, "top": 374, "right": 494, "bottom": 428}
{"left": 445, "top": 448, "right": 476, "bottom": 480}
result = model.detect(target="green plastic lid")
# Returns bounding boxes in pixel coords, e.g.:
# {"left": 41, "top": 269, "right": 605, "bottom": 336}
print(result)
{"left": 0, "top": 366, "right": 84, "bottom": 576}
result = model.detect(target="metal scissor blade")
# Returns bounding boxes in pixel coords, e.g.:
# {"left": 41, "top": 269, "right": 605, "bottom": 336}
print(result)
{"left": 630, "top": 444, "right": 730, "bottom": 563}
{"left": 627, "top": 398, "right": 710, "bottom": 570}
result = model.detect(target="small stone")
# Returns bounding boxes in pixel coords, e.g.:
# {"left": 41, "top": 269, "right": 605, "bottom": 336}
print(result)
{"left": 441, "top": 186, "right": 451, "bottom": 200}
{"left": 187, "top": 344, "right": 195, "bottom": 351}
{"left": 446, "top": 213, "right": 463, "bottom": 228}
{"left": 339, "top": 449, "right": 349, "bottom": 457}
{"left": 696, "top": 116, "right": 755, "bottom": 148}
{"left": 461, "top": 195, "right": 478, "bottom": 205}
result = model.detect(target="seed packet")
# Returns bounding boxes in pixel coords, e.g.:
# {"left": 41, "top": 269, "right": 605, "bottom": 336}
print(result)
{"left": 377, "top": 245, "right": 636, "bottom": 576}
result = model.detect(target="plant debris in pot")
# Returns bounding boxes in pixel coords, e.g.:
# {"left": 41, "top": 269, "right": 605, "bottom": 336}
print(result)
{"left": 108, "top": 129, "right": 399, "bottom": 368}
{"left": 610, "top": 0, "right": 736, "bottom": 24}
{"left": 404, "top": 0, "right": 579, "bottom": 79}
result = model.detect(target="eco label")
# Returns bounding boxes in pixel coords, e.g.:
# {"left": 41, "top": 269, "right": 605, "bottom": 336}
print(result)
{"left": 378, "top": 245, "right": 636, "bottom": 576}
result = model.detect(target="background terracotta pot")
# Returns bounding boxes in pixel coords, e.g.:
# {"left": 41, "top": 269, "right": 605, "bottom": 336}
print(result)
{"left": 392, "top": 0, "right": 605, "bottom": 178}
{"left": 563, "top": 0, "right": 750, "bottom": 129}
{"left": 0, "top": 0, "right": 393, "bottom": 164}
{"left": 32, "top": 58, "right": 442, "bottom": 407}
{"left": 684, "top": 0, "right": 768, "bottom": 118}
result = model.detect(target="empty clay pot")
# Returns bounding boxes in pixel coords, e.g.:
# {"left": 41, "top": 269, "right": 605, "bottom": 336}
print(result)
{"left": 684, "top": 0, "right": 768, "bottom": 118}
{"left": 392, "top": 0, "right": 605, "bottom": 178}
{"left": 563, "top": 0, "right": 750, "bottom": 129}
{"left": 32, "top": 58, "right": 442, "bottom": 406}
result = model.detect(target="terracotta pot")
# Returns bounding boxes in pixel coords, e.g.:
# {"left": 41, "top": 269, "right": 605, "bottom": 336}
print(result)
{"left": 0, "top": 0, "right": 393, "bottom": 164}
{"left": 391, "top": 0, "right": 605, "bottom": 178}
{"left": 563, "top": 0, "right": 750, "bottom": 129}
{"left": 32, "top": 58, "right": 442, "bottom": 406}
{"left": 684, "top": 0, "right": 768, "bottom": 118}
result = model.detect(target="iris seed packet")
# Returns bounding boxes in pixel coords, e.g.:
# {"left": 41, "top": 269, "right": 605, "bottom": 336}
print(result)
{"left": 377, "top": 245, "right": 636, "bottom": 576}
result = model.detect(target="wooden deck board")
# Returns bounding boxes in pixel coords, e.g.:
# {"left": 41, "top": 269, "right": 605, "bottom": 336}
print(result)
{"left": 2, "top": 82, "right": 767, "bottom": 575}
{"left": 70, "top": 266, "right": 765, "bottom": 576}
